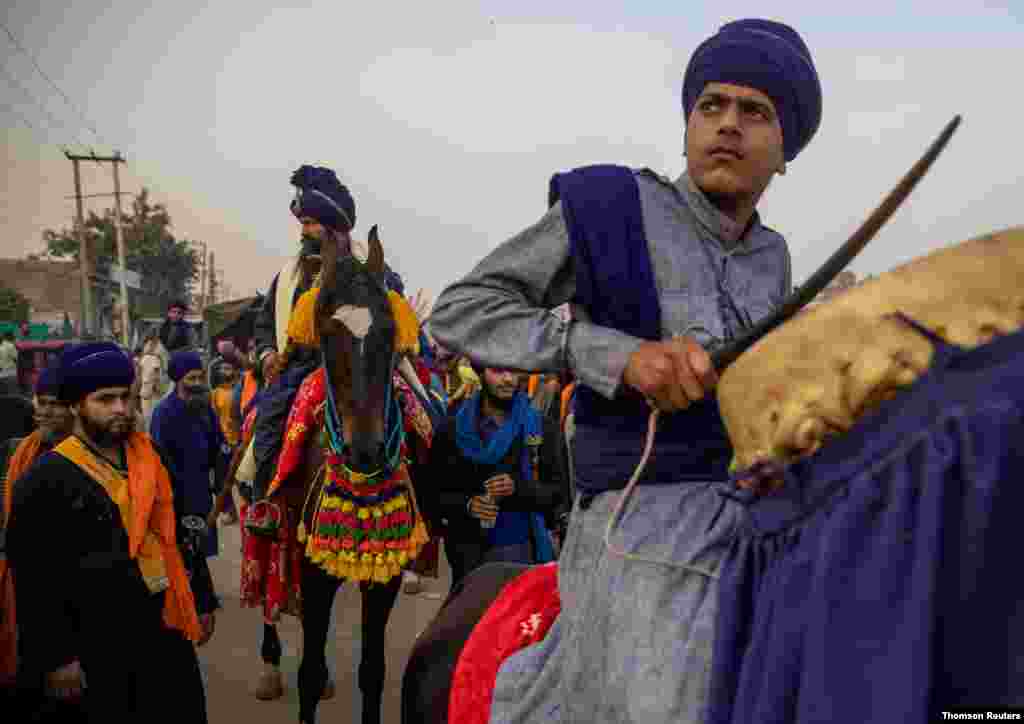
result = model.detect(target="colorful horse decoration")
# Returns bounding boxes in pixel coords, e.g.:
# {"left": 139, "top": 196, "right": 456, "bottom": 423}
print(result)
{"left": 224, "top": 226, "right": 433, "bottom": 724}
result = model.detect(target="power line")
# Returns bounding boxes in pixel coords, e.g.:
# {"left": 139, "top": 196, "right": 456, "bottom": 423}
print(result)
{"left": 1, "top": 20, "right": 104, "bottom": 147}
{"left": 0, "top": 101, "right": 39, "bottom": 132}
{"left": 0, "top": 60, "right": 86, "bottom": 146}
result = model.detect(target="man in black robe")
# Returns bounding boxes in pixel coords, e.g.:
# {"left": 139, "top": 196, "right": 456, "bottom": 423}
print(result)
{"left": 6, "top": 342, "right": 218, "bottom": 722}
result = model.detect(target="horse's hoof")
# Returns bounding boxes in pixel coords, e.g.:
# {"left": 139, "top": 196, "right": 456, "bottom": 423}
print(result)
{"left": 320, "top": 679, "right": 336, "bottom": 701}
{"left": 252, "top": 668, "right": 284, "bottom": 700}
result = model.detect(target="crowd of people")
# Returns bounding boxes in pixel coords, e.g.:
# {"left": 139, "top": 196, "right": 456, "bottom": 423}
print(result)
{"left": 0, "top": 15, "right": 824, "bottom": 723}
{"left": 0, "top": 202, "right": 578, "bottom": 722}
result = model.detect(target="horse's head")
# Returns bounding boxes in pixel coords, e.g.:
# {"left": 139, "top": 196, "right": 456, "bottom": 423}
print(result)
{"left": 316, "top": 225, "right": 398, "bottom": 473}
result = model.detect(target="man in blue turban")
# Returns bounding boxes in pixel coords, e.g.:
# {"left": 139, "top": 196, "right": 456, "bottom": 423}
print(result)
{"left": 30, "top": 364, "right": 74, "bottom": 447}
{"left": 245, "top": 166, "right": 406, "bottom": 494}
{"left": 240, "top": 164, "right": 406, "bottom": 700}
{"left": 151, "top": 351, "right": 226, "bottom": 558}
{"left": 1, "top": 364, "right": 75, "bottom": 698}
{"left": 425, "top": 18, "right": 821, "bottom": 724}
{"left": 6, "top": 342, "right": 218, "bottom": 719}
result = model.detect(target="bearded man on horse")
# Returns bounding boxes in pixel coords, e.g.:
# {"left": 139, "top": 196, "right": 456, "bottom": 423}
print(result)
{"left": 231, "top": 165, "right": 415, "bottom": 703}
{"left": 248, "top": 166, "right": 362, "bottom": 499}
{"left": 235, "top": 166, "right": 360, "bottom": 700}
{"left": 429, "top": 18, "right": 822, "bottom": 723}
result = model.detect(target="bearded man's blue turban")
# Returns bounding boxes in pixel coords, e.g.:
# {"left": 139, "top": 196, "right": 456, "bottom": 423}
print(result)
{"left": 58, "top": 342, "right": 135, "bottom": 404}
{"left": 290, "top": 165, "right": 357, "bottom": 233}
{"left": 168, "top": 351, "right": 203, "bottom": 383}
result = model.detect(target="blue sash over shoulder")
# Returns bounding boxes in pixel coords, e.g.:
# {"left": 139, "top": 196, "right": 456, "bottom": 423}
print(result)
{"left": 549, "top": 165, "right": 731, "bottom": 491}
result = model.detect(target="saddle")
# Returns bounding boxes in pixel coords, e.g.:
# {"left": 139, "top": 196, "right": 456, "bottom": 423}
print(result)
{"left": 718, "top": 227, "right": 1024, "bottom": 474}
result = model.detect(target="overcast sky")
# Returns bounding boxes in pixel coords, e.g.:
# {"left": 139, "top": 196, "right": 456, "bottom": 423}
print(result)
{"left": 2, "top": 2, "right": 1021, "bottom": 304}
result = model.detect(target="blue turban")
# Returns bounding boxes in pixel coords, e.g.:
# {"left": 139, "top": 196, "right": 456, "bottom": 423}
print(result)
{"left": 59, "top": 342, "right": 135, "bottom": 403}
{"left": 290, "top": 165, "right": 356, "bottom": 233}
{"left": 682, "top": 19, "right": 821, "bottom": 162}
{"left": 384, "top": 268, "right": 405, "bottom": 296}
{"left": 168, "top": 351, "right": 203, "bottom": 382}
{"left": 34, "top": 364, "right": 61, "bottom": 398}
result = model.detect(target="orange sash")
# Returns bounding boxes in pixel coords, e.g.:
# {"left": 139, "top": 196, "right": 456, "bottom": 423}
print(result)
{"left": 527, "top": 374, "right": 540, "bottom": 399}
{"left": 212, "top": 386, "right": 239, "bottom": 445}
{"left": 560, "top": 382, "right": 577, "bottom": 429}
{"left": 4, "top": 432, "right": 43, "bottom": 523}
{"left": 55, "top": 434, "right": 202, "bottom": 642}
{"left": 1, "top": 431, "right": 45, "bottom": 681}
{"left": 240, "top": 370, "right": 259, "bottom": 416}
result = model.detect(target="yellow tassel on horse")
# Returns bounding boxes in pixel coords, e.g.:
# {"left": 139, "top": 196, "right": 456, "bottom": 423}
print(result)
{"left": 285, "top": 286, "right": 420, "bottom": 355}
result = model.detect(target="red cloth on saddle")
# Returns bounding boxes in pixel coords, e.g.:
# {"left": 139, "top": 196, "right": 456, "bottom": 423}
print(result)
{"left": 239, "top": 370, "right": 323, "bottom": 621}
{"left": 239, "top": 500, "right": 303, "bottom": 622}
{"left": 267, "top": 367, "right": 326, "bottom": 497}
{"left": 448, "top": 563, "right": 561, "bottom": 724}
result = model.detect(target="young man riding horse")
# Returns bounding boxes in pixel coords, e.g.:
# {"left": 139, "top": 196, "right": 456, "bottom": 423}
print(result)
{"left": 430, "top": 18, "right": 822, "bottom": 723}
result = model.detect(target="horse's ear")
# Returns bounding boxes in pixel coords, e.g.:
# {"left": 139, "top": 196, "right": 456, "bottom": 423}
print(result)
{"left": 367, "top": 225, "right": 384, "bottom": 275}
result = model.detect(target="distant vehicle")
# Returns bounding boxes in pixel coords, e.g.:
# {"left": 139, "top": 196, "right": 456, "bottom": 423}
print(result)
{"left": 14, "top": 339, "right": 74, "bottom": 394}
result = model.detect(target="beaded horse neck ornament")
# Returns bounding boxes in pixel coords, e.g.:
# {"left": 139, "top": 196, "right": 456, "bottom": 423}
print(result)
{"left": 294, "top": 272, "right": 428, "bottom": 583}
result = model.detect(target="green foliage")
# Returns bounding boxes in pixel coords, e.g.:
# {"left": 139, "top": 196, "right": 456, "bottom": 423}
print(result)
{"left": 42, "top": 188, "right": 200, "bottom": 310}
{"left": 0, "top": 283, "right": 30, "bottom": 323}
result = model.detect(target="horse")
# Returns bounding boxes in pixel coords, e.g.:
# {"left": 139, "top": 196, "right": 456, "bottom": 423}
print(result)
{"left": 251, "top": 225, "right": 431, "bottom": 724}
{"left": 402, "top": 562, "right": 530, "bottom": 723}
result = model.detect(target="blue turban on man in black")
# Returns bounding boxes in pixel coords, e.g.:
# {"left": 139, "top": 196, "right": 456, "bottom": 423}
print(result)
{"left": 168, "top": 351, "right": 203, "bottom": 383}
{"left": 682, "top": 19, "right": 822, "bottom": 162}
{"left": 58, "top": 342, "right": 135, "bottom": 404}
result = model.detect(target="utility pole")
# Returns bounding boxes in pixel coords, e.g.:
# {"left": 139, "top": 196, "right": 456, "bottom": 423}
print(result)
{"left": 207, "top": 251, "right": 216, "bottom": 305}
{"left": 66, "top": 152, "right": 92, "bottom": 337}
{"left": 65, "top": 151, "right": 130, "bottom": 343}
{"left": 111, "top": 152, "right": 129, "bottom": 347}
{"left": 195, "top": 241, "right": 208, "bottom": 313}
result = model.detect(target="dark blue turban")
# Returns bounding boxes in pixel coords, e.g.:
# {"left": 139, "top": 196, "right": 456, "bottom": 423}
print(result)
{"left": 168, "top": 351, "right": 203, "bottom": 382}
{"left": 59, "top": 342, "right": 135, "bottom": 403}
{"left": 290, "top": 165, "right": 356, "bottom": 233}
{"left": 384, "top": 268, "right": 405, "bottom": 296}
{"left": 34, "top": 364, "right": 61, "bottom": 398}
{"left": 682, "top": 19, "right": 822, "bottom": 162}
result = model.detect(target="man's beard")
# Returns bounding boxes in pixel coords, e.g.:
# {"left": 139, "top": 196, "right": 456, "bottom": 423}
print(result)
{"left": 183, "top": 384, "right": 210, "bottom": 413}
{"left": 80, "top": 412, "right": 133, "bottom": 448}
{"left": 299, "top": 233, "right": 323, "bottom": 258}
{"left": 185, "top": 397, "right": 209, "bottom": 413}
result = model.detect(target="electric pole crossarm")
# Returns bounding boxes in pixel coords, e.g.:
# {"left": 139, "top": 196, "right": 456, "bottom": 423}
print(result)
{"left": 64, "top": 150, "right": 129, "bottom": 342}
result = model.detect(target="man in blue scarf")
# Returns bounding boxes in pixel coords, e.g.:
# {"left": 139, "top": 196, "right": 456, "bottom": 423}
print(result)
{"left": 430, "top": 17, "right": 822, "bottom": 723}
{"left": 429, "top": 365, "right": 560, "bottom": 592}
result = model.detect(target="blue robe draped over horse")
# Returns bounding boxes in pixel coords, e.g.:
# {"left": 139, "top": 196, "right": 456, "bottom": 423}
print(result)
{"left": 707, "top": 320, "right": 1024, "bottom": 723}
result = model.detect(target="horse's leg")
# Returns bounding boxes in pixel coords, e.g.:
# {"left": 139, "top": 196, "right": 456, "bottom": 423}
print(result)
{"left": 252, "top": 621, "right": 285, "bottom": 699}
{"left": 261, "top": 622, "right": 282, "bottom": 666}
{"left": 297, "top": 559, "right": 341, "bottom": 724}
{"left": 358, "top": 575, "right": 402, "bottom": 724}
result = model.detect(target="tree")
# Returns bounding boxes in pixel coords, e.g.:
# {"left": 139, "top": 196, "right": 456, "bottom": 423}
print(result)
{"left": 0, "top": 283, "right": 30, "bottom": 323}
{"left": 41, "top": 188, "right": 200, "bottom": 312}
